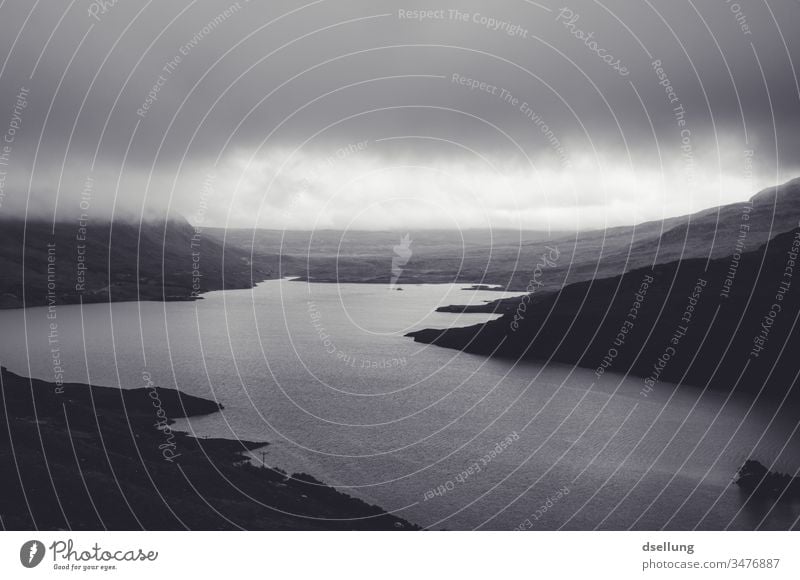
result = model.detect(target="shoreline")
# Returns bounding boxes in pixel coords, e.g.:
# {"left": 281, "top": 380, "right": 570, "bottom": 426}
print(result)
{"left": 0, "top": 275, "right": 517, "bottom": 311}
{"left": 0, "top": 366, "right": 416, "bottom": 530}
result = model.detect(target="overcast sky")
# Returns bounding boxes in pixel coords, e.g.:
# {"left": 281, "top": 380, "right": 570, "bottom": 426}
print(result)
{"left": 0, "top": 0, "right": 797, "bottom": 230}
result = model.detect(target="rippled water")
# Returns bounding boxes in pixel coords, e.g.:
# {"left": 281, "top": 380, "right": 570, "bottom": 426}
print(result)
{"left": 1, "top": 279, "right": 798, "bottom": 529}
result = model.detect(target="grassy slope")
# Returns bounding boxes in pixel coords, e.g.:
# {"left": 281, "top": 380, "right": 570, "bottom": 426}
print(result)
{"left": 409, "top": 226, "right": 800, "bottom": 398}
{"left": 0, "top": 216, "right": 278, "bottom": 309}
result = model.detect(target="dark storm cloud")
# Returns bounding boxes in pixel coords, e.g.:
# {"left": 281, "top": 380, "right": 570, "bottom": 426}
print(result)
{"left": 0, "top": 0, "right": 797, "bottom": 227}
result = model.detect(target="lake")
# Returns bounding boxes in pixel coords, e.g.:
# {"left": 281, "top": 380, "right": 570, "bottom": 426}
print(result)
{"left": 1, "top": 279, "right": 798, "bottom": 530}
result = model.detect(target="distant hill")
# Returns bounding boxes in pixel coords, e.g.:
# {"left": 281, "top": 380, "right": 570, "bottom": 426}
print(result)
{"left": 208, "top": 225, "right": 676, "bottom": 289}
{"left": 409, "top": 226, "right": 800, "bottom": 398}
{"left": 600, "top": 177, "right": 800, "bottom": 269}
{"left": 211, "top": 178, "right": 800, "bottom": 293}
{"left": 205, "top": 227, "right": 569, "bottom": 286}
{"left": 0, "top": 216, "right": 277, "bottom": 309}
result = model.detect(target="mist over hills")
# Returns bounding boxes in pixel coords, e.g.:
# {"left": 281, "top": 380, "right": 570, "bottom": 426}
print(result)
{"left": 2, "top": 178, "right": 799, "bottom": 312}
{"left": 210, "top": 178, "right": 800, "bottom": 294}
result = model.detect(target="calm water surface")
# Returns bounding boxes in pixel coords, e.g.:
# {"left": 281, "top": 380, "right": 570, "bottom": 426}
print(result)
{"left": 1, "top": 279, "right": 798, "bottom": 529}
